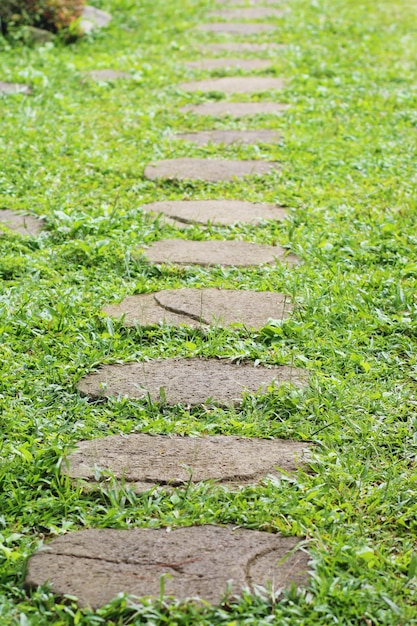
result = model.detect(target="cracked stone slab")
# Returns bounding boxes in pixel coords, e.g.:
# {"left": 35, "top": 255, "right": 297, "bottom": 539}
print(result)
{"left": 103, "top": 288, "right": 292, "bottom": 329}
{"left": 208, "top": 8, "right": 285, "bottom": 18}
{"left": 206, "top": 43, "right": 285, "bottom": 53}
{"left": 179, "top": 77, "right": 285, "bottom": 94}
{"left": 180, "top": 102, "right": 288, "bottom": 117}
{"left": 102, "top": 293, "right": 205, "bottom": 328}
{"left": 184, "top": 58, "right": 271, "bottom": 70}
{"left": 80, "top": 5, "right": 112, "bottom": 33}
{"left": 197, "top": 22, "right": 275, "bottom": 34}
{"left": 144, "top": 158, "right": 280, "bottom": 182}
{"left": 173, "top": 129, "right": 282, "bottom": 146}
{"left": 0, "top": 81, "right": 31, "bottom": 95}
{"left": 85, "top": 70, "right": 131, "bottom": 81}
{"left": 77, "top": 358, "right": 309, "bottom": 405}
{"left": 142, "top": 240, "right": 298, "bottom": 267}
{"left": 63, "top": 433, "right": 311, "bottom": 491}
{"left": 141, "top": 199, "right": 287, "bottom": 226}
{"left": 0, "top": 209, "right": 44, "bottom": 236}
{"left": 25, "top": 526, "right": 310, "bottom": 609}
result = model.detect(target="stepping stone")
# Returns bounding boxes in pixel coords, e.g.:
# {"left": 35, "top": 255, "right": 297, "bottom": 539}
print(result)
{"left": 0, "top": 209, "right": 44, "bottom": 236}
{"left": 178, "top": 77, "right": 285, "bottom": 94}
{"left": 206, "top": 43, "right": 284, "bottom": 53}
{"left": 184, "top": 58, "right": 271, "bottom": 70}
{"left": 63, "top": 433, "right": 311, "bottom": 491}
{"left": 142, "top": 240, "right": 298, "bottom": 267}
{"left": 173, "top": 129, "right": 282, "bottom": 145}
{"left": 85, "top": 70, "right": 131, "bottom": 81}
{"left": 141, "top": 199, "right": 287, "bottom": 225}
{"left": 144, "top": 158, "right": 280, "bottom": 182}
{"left": 77, "top": 358, "right": 308, "bottom": 405}
{"left": 197, "top": 23, "right": 275, "bottom": 34}
{"left": 25, "top": 526, "right": 310, "bottom": 609}
{"left": 0, "top": 81, "right": 30, "bottom": 95}
{"left": 180, "top": 102, "right": 288, "bottom": 116}
{"left": 103, "top": 288, "right": 292, "bottom": 329}
{"left": 80, "top": 5, "right": 112, "bottom": 33}
{"left": 208, "top": 8, "right": 284, "bottom": 18}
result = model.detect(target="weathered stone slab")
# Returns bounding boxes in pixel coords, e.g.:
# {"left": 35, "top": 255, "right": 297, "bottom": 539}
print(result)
{"left": 180, "top": 102, "right": 288, "bottom": 116}
{"left": 179, "top": 77, "right": 285, "bottom": 94}
{"left": 142, "top": 200, "right": 287, "bottom": 225}
{"left": 142, "top": 240, "right": 298, "bottom": 267}
{"left": 215, "top": 0, "right": 283, "bottom": 4}
{"left": 184, "top": 58, "right": 271, "bottom": 70}
{"left": 80, "top": 5, "right": 112, "bottom": 33}
{"left": 102, "top": 293, "right": 204, "bottom": 328}
{"left": 206, "top": 43, "right": 284, "bottom": 53}
{"left": 0, "top": 81, "right": 31, "bottom": 95}
{"left": 144, "top": 158, "right": 280, "bottom": 182}
{"left": 77, "top": 358, "right": 308, "bottom": 405}
{"left": 86, "top": 70, "right": 131, "bottom": 81}
{"left": 0, "top": 209, "right": 44, "bottom": 236}
{"left": 25, "top": 526, "right": 310, "bottom": 609}
{"left": 197, "top": 22, "right": 275, "bottom": 34}
{"left": 155, "top": 288, "right": 292, "bottom": 327}
{"left": 208, "top": 8, "right": 284, "bottom": 18}
{"left": 63, "top": 433, "right": 311, "bottom": 491}
{"left": 174, "top": 129, "right": 282, "bottom": 146}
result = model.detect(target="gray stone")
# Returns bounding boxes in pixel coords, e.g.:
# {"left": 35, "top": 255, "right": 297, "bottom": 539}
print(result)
{"left": 0, "top": 209, "right": 44, "bottom": 236}
{"left": 206, "top": 42, "right": 285, "bottom": 53}
{"left": 102, "top": 293, "right": 204, "bottom": 328}
{"left": 144, "top": 158, "right": 280, "bottom": 182}
{"left": 77, "top": 358, "right": 308, "bottom": 405}
{"left": 63, "top": 433, "right": 311, "bottom": 491}
{"left": 23, "top": 26, "right": 55, "bottom": 44}
{"left": 85, "top": 70, "right": 131, "bottom": 81}
{"left": 178, "top": 77, "right": 285, "bottom": 94}
{"left": 141, "top": 199, "right": 287, "bottom": 225}
{"left": 0, "top": 82, "right": 31, "bottom": 95}
{"left": 142, "top": 239, "right": 298, "bottom": 267}
{"left": 184, "top": 58, "right": 271, "bottom": 70}
{"left": 180, "top": 101, "right": 288, "bottom": 116}
{"left": 208, "top": 8, "right": 284, "bottom": 18}
{"left": 174, "top": 129, "right": 282, "bottom": 146}
{"left": 197, "top": 22, "right": 275, "bottom": 34}
{"left": 80, "top": 5, "right": 112, "bottom": 33}
{"left": 25, "top": 526, "right": 310, "bottom": 609}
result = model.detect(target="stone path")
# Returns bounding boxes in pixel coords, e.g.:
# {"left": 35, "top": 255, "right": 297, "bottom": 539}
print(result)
{"left": 85, "top": 70, "right": 131, "bottom": 81}
{"left": 144, "top": 158, "right": 280, "bottom": 182}
{"left": 25, "top": 526, "right": 310, "bottom": 609}
{"left": 141, "top": 199, "right": 287, "bottom": 225}
{"left": 0, "top": 82, "right": 31, "bottom": 95}
{"left": 208, "top": 8, "right": 285, "bottom": 19}
{"left": 184, "top": 58, "right": 271, "bottom": 70}
{"left": 173, "top": 129, "right": 282, "bottom": 146}
{"left": 178, "top": 77, "right": 285, "bottom": 94}
{"left": 0, "top": 210, "right": 44, "bottom": 236}
{"left": 103, "top": 288, "right": 292, "bottom": 329}
{"left": 180, "top": 102, "right": 288, "bottom": 116}
{"left": 77, "top": 358, "right": 308, "bottom": 405}
{"left": 197, "top": 23, "right": 275, "bottom": 34}
{"left": 142, "top": 240, "right": 299, "bottom": 267}
{"left": 206, "top": 42, "right": 285, "bottom": 53}
{"left": 63, "top": 433, "right": 311, "bottom": 491}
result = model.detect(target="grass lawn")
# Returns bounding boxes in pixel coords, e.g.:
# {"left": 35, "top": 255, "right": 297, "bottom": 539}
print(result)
{"left": 1, "top": 0, "right": 417, "bottom": 623}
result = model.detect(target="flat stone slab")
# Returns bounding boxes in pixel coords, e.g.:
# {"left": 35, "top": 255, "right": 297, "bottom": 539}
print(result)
{"left": 144, "top": 158, "right": 280, "bottom": 182}
{"left": 141, "top": 200, "right": 287, "bottom": 225}
{"left": 103, "top": 288, "right": 292, "bottom": 329}
{"left": 184, "top": 58, "right": 271, "bottom": 70}
{"left": 197, "top": 23, "right": 275, "bottom": 34}
{"left": 85, "top": 70, "right": 131, "bottom": 81}
{"left": 178, "top": 77, "right": 285, "bottom": 94}
{"left": 208, "top": 8, "right": 284, "bottom": 18}
{"left": 0, "top": 209, "right": 44, "bottom": 236}
{"left": 77, "top": 358, "right": 308, "bottom": 405}
{"left": 206, "top": 43, "right": 284, "bottom": 53}
{"left": 80, "top": 5, "right": 112, "bottom": 33}
{"left": 180, "top": 102, "right": 288, "bottom": 116}
{"left": 63, "top": 433, "right": 311, "bottom": 491}
{"left": 142, "top": 240, "right": 298, "bottom": 267}
{"left": 25, "top": 526, "right": 310, "bottom": 608}
{"left": 0, "top": 81, "right": 31, "bottom": 95}
{"left": 174, "top": 129, "right": 282, "bottom": 146}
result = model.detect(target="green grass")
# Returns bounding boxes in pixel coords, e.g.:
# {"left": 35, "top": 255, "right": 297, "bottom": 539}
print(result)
{"left": 1, "top": 0, "right": 417, "bottom": 623}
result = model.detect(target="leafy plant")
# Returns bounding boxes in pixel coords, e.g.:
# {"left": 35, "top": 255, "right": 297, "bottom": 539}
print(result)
{"left": 0, "top": 0, "right": 85, "bottom": 34}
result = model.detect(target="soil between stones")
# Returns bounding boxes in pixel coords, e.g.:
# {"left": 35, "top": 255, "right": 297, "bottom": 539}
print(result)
{"left": 180, "top": 102, "right": 288, "bottom": 116}
{"left": 174, "top": 129, "right": 282, "bottom": 146}
{"left": 0, "top": 209, "right": 44, "bottom": 236}
{"left": 103, "top": 288, "right": 292, "bottom": 329}
{"left": 77, "top": 358, "right": 308, "bottom": 405}
{"left": 63, "top": 433, "right": 311, "bottom": 491}
{"left": 141, "top": 199, "right": 287, "bottom": 225}
{"left": 144, "top": 158, "right": 280, "bottom": 182}
{"left": 0, "top": 81, "right": 31, "bottom": 95}
{"left": 208, "top": 8, "right": 285, "bottom": 19}
{"left": 25, "top": 526, "right": 310, "bottom": 609}
{"left": 184, "top": 58, "right": 271, "bottom": 70}
{"left": 178, "top": 77, "right": 285, "bottom": 94}
{"left": 85, "top": 70, "right": 131, "bottom": 81}
{"left": 197, "top": 23, "right": 275, "bottom": 34}
{"left": 142, "top": 240, "right": 299, "bottom": 267}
